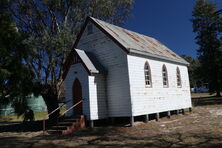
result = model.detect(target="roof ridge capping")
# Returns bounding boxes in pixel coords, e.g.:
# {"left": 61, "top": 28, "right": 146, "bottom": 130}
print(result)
{"left": 89, "top": 16, "right": 189, "bottom": 65}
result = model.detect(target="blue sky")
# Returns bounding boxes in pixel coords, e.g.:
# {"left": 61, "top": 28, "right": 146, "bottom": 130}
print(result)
{"left": 125, "top": 0, "right": 222, "bottom": 57}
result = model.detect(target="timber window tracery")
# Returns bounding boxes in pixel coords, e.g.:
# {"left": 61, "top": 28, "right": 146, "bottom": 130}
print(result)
{"left": 162, "top": 64, "right": 169, "bottom": 87}
{"left": 144, "top": 61, "right": 152, "bottom": 87}
{"left": 176, "top": 67, "right": 182, "bottom": 87}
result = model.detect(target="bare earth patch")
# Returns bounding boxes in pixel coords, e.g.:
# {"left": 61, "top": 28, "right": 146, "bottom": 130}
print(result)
{"left": 1, "top": 105, "right": 222, "bottom": 147}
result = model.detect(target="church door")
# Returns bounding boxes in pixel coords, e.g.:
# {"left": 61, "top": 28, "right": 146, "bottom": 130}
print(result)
{"left": 72, "top": 79, "right": 83, "bottom": 115}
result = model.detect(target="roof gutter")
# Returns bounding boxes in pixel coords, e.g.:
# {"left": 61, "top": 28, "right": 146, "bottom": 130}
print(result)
{"left": 128, "top": 48, "right": 189, "bottom": 66}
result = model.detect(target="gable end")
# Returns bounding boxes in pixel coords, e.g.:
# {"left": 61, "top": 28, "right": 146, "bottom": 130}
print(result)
{"left": 63, "top": 49, "right": 91, "bottom": 80}
{"left": 74, "top": 17, "right": 129, "bottom": 53}
{"left": 64, "top": 16, "right": 189, "bottom": 80}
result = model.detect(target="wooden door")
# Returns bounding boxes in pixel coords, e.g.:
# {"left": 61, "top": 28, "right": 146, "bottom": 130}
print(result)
{"left": 72, "top": 79, "right": 83, "bottom": 115}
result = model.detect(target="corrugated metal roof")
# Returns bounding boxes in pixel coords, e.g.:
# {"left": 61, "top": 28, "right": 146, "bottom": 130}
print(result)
{"left": 75, "top": 49, "right": 99, "bottom": 73}
{"left": 90, "top": 17, "right": 188, "bottom": 64}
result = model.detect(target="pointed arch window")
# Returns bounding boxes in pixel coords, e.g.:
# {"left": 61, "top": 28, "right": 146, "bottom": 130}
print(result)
{"left": 176, "top": 67, "right": 182, "bottom": 87}
{"left": 162, "top": 64, "right": 168, "bottom": 87}
{"left": 144, "top": 61, "right": 152, "bottom": 87}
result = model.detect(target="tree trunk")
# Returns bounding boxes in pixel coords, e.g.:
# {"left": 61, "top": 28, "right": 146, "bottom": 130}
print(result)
{"left": 41, "top": 87, "right": 60, "bottom": 123}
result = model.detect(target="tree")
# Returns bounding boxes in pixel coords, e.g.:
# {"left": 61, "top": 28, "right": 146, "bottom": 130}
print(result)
{"left": 191, "top": 0, "right": 222, "bottom": 96}
{"left": 180, "top": 55, "right": 200, "bottom": 88}
{"left": 8, "top": 0, "right": 134, "bottom": 120}
{"left": 0, "top": 0, "right": 34, "bottom": 116}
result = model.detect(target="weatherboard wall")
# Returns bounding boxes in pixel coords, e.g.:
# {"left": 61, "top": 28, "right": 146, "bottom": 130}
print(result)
{"left": 127, "top": 54, "right": 192, "bottom": 116}
{"left": 64, "top": 63, "right": 91, "bottom": 119}
{"left": 88, "top": 74, "right": 107, "bottom": 120}
{"left": 76, "top": 22, "right": 132, "bottom": 117}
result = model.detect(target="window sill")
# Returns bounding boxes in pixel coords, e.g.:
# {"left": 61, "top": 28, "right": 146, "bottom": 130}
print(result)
{"left": 145, "top": 85, "right": 152, "bottom": 88}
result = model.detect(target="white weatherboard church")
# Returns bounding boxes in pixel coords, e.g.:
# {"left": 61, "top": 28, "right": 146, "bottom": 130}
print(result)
{"left": 63, "top": 17, "right": 192, "bottom": 126}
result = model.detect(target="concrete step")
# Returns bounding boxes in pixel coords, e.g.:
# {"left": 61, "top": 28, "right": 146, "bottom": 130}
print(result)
{"left": 47, "top": 115, "right": 85, "bottom": 135}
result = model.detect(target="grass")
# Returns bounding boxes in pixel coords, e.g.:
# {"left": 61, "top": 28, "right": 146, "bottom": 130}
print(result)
{"left": 0, "top": 111, "right": 48, "bottom": 121}
{"left": 191, "top": 92, "right": 216, "bottom": 98}
{"left": 1, "top": 104, "right": 222, "bottom": 148}
{"left": 0, "top": 93, "right": 222, "bottom": 147}
{"left": 0, "top": 106, "right": 67, "bottom": 121}
{"left": 0, "top": 93, "right": 219, "bottom": 122}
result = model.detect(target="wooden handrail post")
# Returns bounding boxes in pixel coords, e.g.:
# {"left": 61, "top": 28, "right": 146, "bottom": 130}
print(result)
{"left": 42, "top": 99, "right": 84, "bottom": 134}
{"left": 59, "top": 99, "right": 83, "bottom": 117}
{"left": 42, "top": 103, "right": 65, "bottom": 134}
{"left": 43, "top": 119, "right": 46, "bottom": 135}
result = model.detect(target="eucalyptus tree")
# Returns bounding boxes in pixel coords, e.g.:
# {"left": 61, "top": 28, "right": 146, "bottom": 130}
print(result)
{"left": 192, "top": 0, "right": 222, "bottom": 96}
{"left": 8, "top": 0, "right": 134, "bottom": 119}
{"left": 180, "top": 55, "right": 201, "bottom": 88}
{"left": 0, "top": 0, "right": 34, "bottom": 115}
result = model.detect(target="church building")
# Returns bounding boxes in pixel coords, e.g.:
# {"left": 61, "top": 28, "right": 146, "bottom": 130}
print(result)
{"left": 63, "top": 17, "right": 192, "bottom": 126}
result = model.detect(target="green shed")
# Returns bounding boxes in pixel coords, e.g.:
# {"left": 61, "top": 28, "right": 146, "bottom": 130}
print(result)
{"left": 0, "top": 95, "right": 47, "bottom": 116}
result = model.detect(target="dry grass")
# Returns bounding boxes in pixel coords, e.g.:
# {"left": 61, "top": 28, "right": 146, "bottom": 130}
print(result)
{"left": 191, "top": 92, "right": 216, "bottom": 98}
{"left": 0, "top": 106, "right": 67, "bottom": 121}
{"left": 0, "top": 95, "right": 222, "bottom": 148}
{"left": 0, "top": 112, "right": 48, "bottom": 121}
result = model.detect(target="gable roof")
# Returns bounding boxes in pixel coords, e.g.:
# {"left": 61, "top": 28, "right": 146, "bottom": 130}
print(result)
{"left": 90, "top": 17, "right": 188, "bottom": 65}
{"left": 63, "top": 17, "right": 188, "bottom": 79}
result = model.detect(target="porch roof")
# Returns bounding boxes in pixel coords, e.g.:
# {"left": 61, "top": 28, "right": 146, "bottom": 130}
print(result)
{"left": 75, "top": 49, "right": 106, "bottom": 74}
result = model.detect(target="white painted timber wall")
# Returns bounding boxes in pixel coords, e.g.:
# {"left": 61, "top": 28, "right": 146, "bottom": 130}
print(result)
{"left": 88, "top": 74, "right": 107, "bottom": 120}
{"left": 127, "top": 55, "right": 192, "bottom": 116}
{"left": 64, "top": 63, "right": 107, "bottom": 120}
{"left": 76, "top": 22, "right": 132, "bottom": 117}
{"left": 64, "top": 64, "right": 90, "bottom": 119}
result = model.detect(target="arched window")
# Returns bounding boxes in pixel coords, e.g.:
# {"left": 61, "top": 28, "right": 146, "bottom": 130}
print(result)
{"left": 144, "top": 61, "right": 152, "bottom": 87}
{"left": 176, "top": 67, "right": 182, "bottom": 87}
{"left": 162, "top": 64, "right": 168, "bottom": 87}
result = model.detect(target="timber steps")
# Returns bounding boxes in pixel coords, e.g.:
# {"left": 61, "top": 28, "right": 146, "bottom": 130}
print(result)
{"left": 47, "top": 115, "right": 85, "bottom": 135}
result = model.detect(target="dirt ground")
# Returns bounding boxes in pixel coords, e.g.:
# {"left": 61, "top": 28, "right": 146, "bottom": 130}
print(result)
{"left": 0, "top": 97, "right": 222, "bottom": 148}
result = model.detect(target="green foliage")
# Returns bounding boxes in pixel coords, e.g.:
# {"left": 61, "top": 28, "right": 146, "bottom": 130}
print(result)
{"left": 9, "top": 0, "right": 133, "bottom": 89}
{"left": 181, "top": 55, "right": 200, "bottom": 88}
{"left": 6, "top": 0, "right": 134, "bottom": 119}
{"left": 191, "top": 0, "right": 222, "bottom": 96}
{"left": 0, "top": 0, "right": 34, "bottom": 116}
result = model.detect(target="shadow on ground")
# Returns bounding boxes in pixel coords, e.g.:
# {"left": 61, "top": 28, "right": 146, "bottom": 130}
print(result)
{"left": 0, "top": 120, "right": 43, "bottom": 132}
{"left": 1, "top": 95, "right": 222, "bottom": 147}
{"left": 37, "top": 129, "right": 222, "bottom": 148}
{"left": 192, "top": 96, "right": 222, "bottom": 106}
{"left": 1, "top": 127, "right": 221, "bottom": 148}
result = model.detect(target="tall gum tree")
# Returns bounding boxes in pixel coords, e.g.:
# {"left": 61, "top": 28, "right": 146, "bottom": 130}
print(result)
{"left": 191, "top": 0, "right": 222, "bottom": 96}
{"left": 0, "top": 0, "right": 34, "bottom": 116}
{"left": 8, "top": 0, "right": 134, "bottom": 120}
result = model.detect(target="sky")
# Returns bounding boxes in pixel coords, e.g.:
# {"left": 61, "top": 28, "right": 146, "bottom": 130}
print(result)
{"left": 125, "top": 0, "right": 222, "bottom": 57}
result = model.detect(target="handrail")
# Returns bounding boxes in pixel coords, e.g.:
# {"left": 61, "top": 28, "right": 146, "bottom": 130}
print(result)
{"left": 43, "top": 103, "right": 65, "bottom": 134}
{"left": 47, "top": 103, "right": 65, "bottom": 118}
{"left": 59, "top": 99, "right": 83, "bottom": 117}
{"left": 43, "top": 99, "right": 84, "bottom": 134}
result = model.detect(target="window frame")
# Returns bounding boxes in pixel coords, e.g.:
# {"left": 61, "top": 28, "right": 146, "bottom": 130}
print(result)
{"left": 176, "top": 67, "right": 182, "bottom": 88}
{"left": 144, "top": 61, "right": 152, "bottom": 88}
{"left": 162, "top": 64, "right": 169, "bottom": 88}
